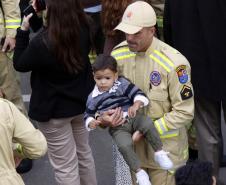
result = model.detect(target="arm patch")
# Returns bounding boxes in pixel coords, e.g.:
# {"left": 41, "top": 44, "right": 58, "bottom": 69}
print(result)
{"left": 180, "top": 85, "right": 193, "bottom": 100}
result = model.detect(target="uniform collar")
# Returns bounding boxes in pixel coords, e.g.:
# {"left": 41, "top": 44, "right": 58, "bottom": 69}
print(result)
{"left": 145, "top": 37, "right": 158, "bottom": 55}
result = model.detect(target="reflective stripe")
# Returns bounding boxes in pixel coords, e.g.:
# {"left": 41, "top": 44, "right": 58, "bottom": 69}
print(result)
{"left": 154, "top": 118, "right": 168, "bottom": 135}
{"left": 160, "top": 129, "right": 179, "bottom": 139}
{"left": 157, "top": 16, "right": 163, "bottom": 28}
{"left": 111, "top": 47, "right": 130, "bottom": 56}
{"left": 115, "top": 53, "right": 136, "bottom": 61}
{"left": 149, "top": 50, "right": 174, "bottom": 72}
{"left": 168, "top": 170, "right": 175, "bottom": 174}
{"left": 111, "top": 47, "right": 136, "bottom": 61}
{"left": 5, "top": 19, "right": 21, "bottom": 29}
{"left": 88, "top": 52, "right": 97, "bottom": 64}
{"left": 183, "top": 148, "right": 188, "bottom": 159}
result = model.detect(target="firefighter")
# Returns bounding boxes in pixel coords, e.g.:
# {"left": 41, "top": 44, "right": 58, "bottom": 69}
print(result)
{"left": 107, "top": 1, "right": 194, "bottom": 184}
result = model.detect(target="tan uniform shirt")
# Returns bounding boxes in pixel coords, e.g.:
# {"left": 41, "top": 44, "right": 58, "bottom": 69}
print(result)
{"left": 112, "top": 37, "right": 194, "bottom": 170}
{"left": 0, "top": 98, "right": 47, "bottom": 185}
{"left": 0, "top": 0, "right": 21, "bottom": 39}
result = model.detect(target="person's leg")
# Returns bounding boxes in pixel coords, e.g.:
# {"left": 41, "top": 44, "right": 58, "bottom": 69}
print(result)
{"left": 132, "top": 115, "right": 173, "bottom": 170}
{"left": 71, "top": 114, "right": 97, "bottom": 185}
{"left": 37, "top": 117, "right": 80, "bottom": 185}
{"left": 131, "top": 115, "right": 163, "bottom": 151}
{"left": 221, "top": 101, "right": 226, "bottom": 167}
{"left": 110, "top": 125, "right": 141, "bottom": 172}
{"left": 194, "top": 97, "right": 222, "bottom": 176}
{"left": 0, "top": 52, "right": 27, "bottom": 116}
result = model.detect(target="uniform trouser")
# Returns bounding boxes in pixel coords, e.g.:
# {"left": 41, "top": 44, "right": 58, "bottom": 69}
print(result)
{"left": 0, "top": 51, "right": 27, "bottom": 116}
{"left": 109, "top": 114, "right": 163, "bottom": 172}
{"left": 194, "top": 97, "right": 226, "bottom": 176}
{"left": 36, "top": 114, "right": 97, "bottom": 185}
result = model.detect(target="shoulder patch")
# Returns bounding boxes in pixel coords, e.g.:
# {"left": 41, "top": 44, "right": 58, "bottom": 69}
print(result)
{"left": 176, "top": 65, "right": 188, "bottom": 84}
{"left": 180, "top": 85, "right": 193, "bottom": 100}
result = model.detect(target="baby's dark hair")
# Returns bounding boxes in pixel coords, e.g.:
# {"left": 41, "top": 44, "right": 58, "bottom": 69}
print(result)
{"left": 175, "top": 160, "right": 214, "bottom": 185}
{"left": 92, "top": 54, "right": 117, "bottom": 73}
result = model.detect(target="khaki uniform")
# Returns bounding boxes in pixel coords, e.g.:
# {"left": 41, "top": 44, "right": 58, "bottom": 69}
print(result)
{"left": 0, "top": 98, "right": 47, "bottom": 185}
{"left": 0, "top": 0, "right": 27, "bottom": 115}
{"left": 111, "top": 37, "right": 194, "bottom": 185}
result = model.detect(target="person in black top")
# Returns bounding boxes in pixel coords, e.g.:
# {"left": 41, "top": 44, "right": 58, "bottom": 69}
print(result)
{"left": 164, "top": 0, "right": 226, "bottom": 182}
{"left": 13, "top": 0, "right": 97, "bottom": 184}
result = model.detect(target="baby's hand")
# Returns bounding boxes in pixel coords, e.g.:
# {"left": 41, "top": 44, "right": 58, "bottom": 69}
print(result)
{"left": 89, "top": 119, "right": 101, "bottom": 129}
{"left": 128, "top": 101, "right": 143, "bottom": 118}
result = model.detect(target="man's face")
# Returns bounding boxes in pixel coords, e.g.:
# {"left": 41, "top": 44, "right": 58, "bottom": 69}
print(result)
{"left": 126, "top": 27, "right": 155, "bottom": 52}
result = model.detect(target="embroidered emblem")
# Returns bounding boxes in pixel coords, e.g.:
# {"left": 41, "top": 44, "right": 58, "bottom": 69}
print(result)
{"left": 180, "top": 85, "right": 193, "bottom": 100}
{"left": 150, "top": 71, "right": 161, "bottom": 86}
{"left": 176, "top": 65, "right": 188, "bottom": 84}
{"left": 126, "top": 11, "right": 132, "bottom": 18}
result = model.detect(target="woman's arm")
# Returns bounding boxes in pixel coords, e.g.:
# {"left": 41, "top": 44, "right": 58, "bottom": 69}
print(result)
{"left": 13, "top": 13, "right": 42, "bottom": 72}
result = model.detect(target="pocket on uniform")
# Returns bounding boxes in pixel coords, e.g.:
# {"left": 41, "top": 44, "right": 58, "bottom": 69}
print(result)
{"left": 147, "top": 90, "right": 168, "bottom": 118}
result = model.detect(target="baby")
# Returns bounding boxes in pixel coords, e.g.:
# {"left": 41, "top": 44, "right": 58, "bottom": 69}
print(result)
{"left": 84, "top": 54, "right": 173, "bottom": 185}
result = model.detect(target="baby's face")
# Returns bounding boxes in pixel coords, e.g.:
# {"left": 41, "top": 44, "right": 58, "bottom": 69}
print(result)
{"left": 94, "top": 69, "right": 118, "bottom": 92}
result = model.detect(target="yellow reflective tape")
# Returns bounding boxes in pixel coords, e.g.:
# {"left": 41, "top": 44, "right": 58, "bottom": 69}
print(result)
{"left": 168, "top": 170, "right": 175, "bottom": 174}
{"left": 5, "top": 19, "right": 21, "bottom": 23}
{"left": 111, "top": 47, "right": 130, "bottom": 56}
{"left": 161, "top": 118, "right": 168, "bottom": 132}
{"left": 150, "top": 54, "right": 171, "bottom": 72}
{"left": 160, "top": 132, "right": 178, "bottom": 139}
{"left": 5, "top": 25, "right": 20, "bottom": 29}
{"left": 16, "top": 143, "right": 23, "bottom": 155}
{"left": 154, "top": 120, "right": 163, "bottom": 135}
{"left": 157, "top": 16, "right": 163, "bottom": 28}
{"left": 115, "top": 54, "right": 136, "bottom": 61}
{"left": 183, "top": 148, "right": 188, "bottom": 159}
{"left": 160, "top": 129, "right": 179, "bottom": 139}
{"left": 154, "top": 50, "right": 174, "bottom": 67}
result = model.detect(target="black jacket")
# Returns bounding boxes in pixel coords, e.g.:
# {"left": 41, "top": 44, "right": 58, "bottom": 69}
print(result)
{"left": 13, "top": 28, "right": 94, "bottom": 122}
{"left": 164, "top": 0, "right": 226, "bottom": 100}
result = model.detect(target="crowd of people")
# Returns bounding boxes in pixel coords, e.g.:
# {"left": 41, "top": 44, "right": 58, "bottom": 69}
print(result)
{"left": 0, "top": 0, "right": 226, "bottom": 185}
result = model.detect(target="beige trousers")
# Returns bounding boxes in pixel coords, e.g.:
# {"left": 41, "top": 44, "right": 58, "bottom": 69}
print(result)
{"left": 37, "top": 114, "right": 97, "bottom": 185}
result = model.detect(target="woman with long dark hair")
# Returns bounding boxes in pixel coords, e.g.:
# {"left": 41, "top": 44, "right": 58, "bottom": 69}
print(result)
{"left": 13, "top": 0, "right": 97, "bottom": 184}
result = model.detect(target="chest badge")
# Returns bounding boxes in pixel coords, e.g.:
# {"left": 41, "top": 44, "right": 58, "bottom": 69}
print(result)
{"left": 150, "top": 71, "right": 161, "bottom": 86}
{"left": 176, "top": 65, "right": 188, "bottom": 84}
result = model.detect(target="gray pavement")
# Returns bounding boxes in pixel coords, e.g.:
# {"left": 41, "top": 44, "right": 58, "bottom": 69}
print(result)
{"left": 19, "top": 73, "right": 226, "bottom": 185}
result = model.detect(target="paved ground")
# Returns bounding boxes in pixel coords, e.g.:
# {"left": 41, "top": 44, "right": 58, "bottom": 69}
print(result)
{"left": 19, "top": 73, "right": 226, "bottom": 185}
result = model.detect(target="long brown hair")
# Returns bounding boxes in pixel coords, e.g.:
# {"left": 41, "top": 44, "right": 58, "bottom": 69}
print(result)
{"left": 45, "top": 0, "right": 89, "bottom": 74}
{"left": 101, "top": 0, "right": 132, "bottom": 37}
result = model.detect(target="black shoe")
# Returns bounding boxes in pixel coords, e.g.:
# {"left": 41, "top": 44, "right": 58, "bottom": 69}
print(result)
{"left": 16, "top": 158, "right": 33, "bottom": 174}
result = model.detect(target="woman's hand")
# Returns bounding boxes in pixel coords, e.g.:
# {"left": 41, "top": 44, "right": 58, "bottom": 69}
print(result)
{"left": 98, "top": 107, "right": 125, "bottom": 127}
{"left": 21, "top": 13, "right": 33, "bottom": 31}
